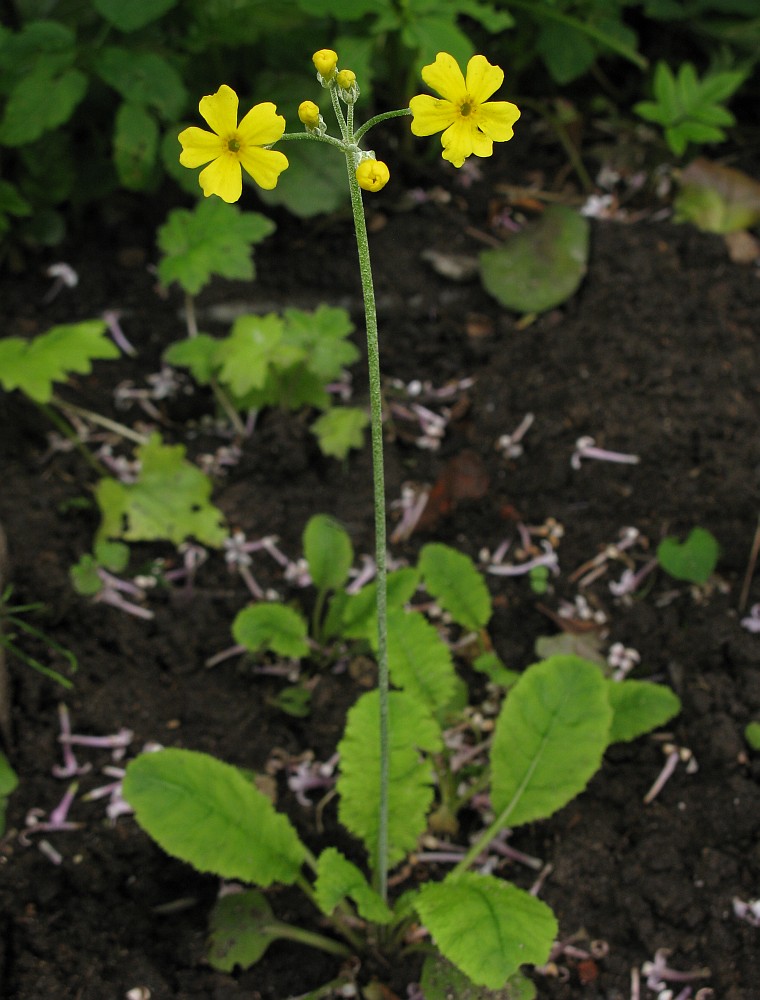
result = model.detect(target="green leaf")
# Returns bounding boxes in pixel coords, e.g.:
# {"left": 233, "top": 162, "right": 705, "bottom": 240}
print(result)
{"left": 157, "top": 200, "right": 275, "bottom": 295}
{"left": 314, "top": 847, "right": 392, "bottom": 923}
{"left": 232, "top": 603, "right": 310, "bottom": 659}
{"left": 480, "top": 206, "right": 590, "bottom": 315}
{"left": 311, "top": 407, "right": 369, "bottom": 460}
{"left": 268, "top": 684, "right": 311, "bottom": 718}
{"left": 472, "top": 651, "right": 520, "bottom": 688}
{"left": 122, "top": 748, "right": 306, "bottom": 884}
{"left": 113, "top": 102, "right": 159, "bottom": 191}
{"left": 607, "top": 680, "right": 681, "bottom": 743}
{"left": 207, "top": 889, "right": 281, "bottom": 972}
{"left": 0, "top": 320, "right": 118, "bottom": 403}
{"left": 537, "top": 22, "right": 595, "bottom": 84}
{"left": 283, "top": 306, "right": 358, "bottom": 382}
{"left": 419, "top": 543, "right": 491, "bottom": 631}
{"left": 94, "top": 48, "right": 186, "bottom": 119}
{"left": 0, "top": 65, "right": 87, "bottom": 146}
{"left": 744, "top": 721, "right": 760, "bottom": 751}
{"left": 163, "top": 334, "right": 220, "bottom": 384}
{"left": 386, "top": 608, "right": 457, "bottom": 712}
{"left": 656, "top": 527, "right": 719, "bottom": 584}
{"left": 93, "top": 0, "right": 179, "bottom": 31}
{"left": 303, "top": 514, "right": 354, "bottom": 593}
{"left": 420, "top": 953, "right": 536, "bottom": 1000}
{"left": 0, "top": 750, "right": 19, "bottom": 797}
{"left": 329, "top": 566, "right": 420, "bottom": 641}
{"left": 490, "top": 655, "right": 612, "bottom": 827}
{"left": 95, "top": 433, "right": 226, "bottom": 547}
{"left": 69, "top": 555, "right": 104, "bottom": 596}
{"left": 215, "top": 314, "right": 303, "bottom": 397}
{"left": 257, "top": 139, "right": 349, "bottom": 217}
{"left": 415, "top": 873, "right": 557, "bottom": 989}
{"left": 337, "top": 690, "right": 442, "bottom": 867}
{"left": 674, "top": 158, "right": 760, "bottom": 233}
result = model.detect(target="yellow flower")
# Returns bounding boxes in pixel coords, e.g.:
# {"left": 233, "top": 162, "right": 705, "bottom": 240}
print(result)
{"left": 336, "top": 69, "right": 356, "bottom": 90}
{"left": 178, "top": 85, "right": 288, "bottom": 203}
{"left": 298, "top": 100, "right": 321, "bottom": 129}
{"left": 313, "top": 49, "right": 338, "bottom": 81}
{"left": 409, "top": 52, "right": 520, "bottom": 168}
{"left": 356, "top": 159, "right": 390, "bottom": 193}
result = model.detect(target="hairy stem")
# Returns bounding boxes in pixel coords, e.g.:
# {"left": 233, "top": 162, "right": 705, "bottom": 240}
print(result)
{"left": 345, "top": 151, "right": 390, "bottom": 904}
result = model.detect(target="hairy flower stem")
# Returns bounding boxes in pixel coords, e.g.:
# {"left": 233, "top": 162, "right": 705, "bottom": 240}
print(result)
{"left": 345, "top": 151, "right": 390, "bottom": 904}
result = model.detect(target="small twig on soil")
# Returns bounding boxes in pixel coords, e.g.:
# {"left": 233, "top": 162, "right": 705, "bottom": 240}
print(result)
{"left": 43, "top": 262, "right": 78, "bottom": 303}
{"left": 93, "top": 569, "right": 155, "bottom": 620}
{"left": 571, "top": 435, "right": 640, "bottom": 470}
{"left": 733, "top": 896, "right": 760, "bottom": 927}
{"left": 740, "top": 603, "right": 760, "bottom": 633}
{"left": 644, "top": 743, "right": 697, "bottom": 804}
{"left": 52, "top": 704, "right": 92, "bottom": 778}
{"left": 485, "top": 540, "right": 559, "bottom": 577}
{"left": 738, "top": 513, "right": 760, "bottom": 612}
{"left": 496, "top": 412, "right": 535, "bottom": 459}
{"left": 19, "top": 781, "right": 83, "bottom": 853}
{"left": 642, "top": 948, "right": 711, "bottom": 992}
{"left": 102, "top": 309, "right": 137, "bottom": 356}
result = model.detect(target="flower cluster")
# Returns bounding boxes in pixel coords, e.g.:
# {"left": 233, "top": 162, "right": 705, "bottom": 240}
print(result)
{"left": 177, "top": 50, "right": 520, "bottom": 202}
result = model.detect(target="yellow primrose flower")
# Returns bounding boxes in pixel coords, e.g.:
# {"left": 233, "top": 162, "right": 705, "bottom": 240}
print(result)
{"left": 313, "top": 49, "right": 338, "bottom": 81}
{"left": 356, "top": 159, "right": 390, "bottom": 193}
{"left": 336, "top": 69, "right": 356, "bottom": 90}
{"left": 298, "top": 100, "right": 321, "bottom": 129}
{"left": 178, "top": 85, "right": 288, "bottom": 203}
{"left": 409, "top": 52, "right": 520, "bottom": 168}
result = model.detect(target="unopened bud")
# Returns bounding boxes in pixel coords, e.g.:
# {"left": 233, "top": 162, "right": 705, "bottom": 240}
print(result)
{"left": 313, "top": 49, "right": 338, "bottom": 83}
{"left": 356, "top": 159, "right": 390, "bottom": 193}
{"left": 298, "top": 100, "right": 321, "bottom": 129}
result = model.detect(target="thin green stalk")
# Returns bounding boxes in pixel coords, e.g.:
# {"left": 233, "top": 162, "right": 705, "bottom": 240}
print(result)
{"left": 265, "top": 919, "right": 353, "bottom": 959}
{"left": 345, "top": 152, "right": 390, "bottom": 904}
{"left": 36, "top": 402, "right": 108, "bottom": 476}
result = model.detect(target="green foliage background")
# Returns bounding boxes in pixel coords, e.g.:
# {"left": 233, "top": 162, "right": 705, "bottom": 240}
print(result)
{"left": 1, "top": 0, "right": 757, "bottom": 245}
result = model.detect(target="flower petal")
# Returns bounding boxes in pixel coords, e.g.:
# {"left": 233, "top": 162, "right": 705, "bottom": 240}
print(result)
{"left": 476, "top": 100, "right": 521, "bottom": 142}
{"left": 439, "top": 119, "right": 479, "bottom": 167}
{"left": 198, "top": 85, "right": 239, "bottom": 137}
{"left": 199, "top": 153, "right": 243, "bottom": 203}
{"left": 465, "top": 55, "right": 504, "bottom": 104}
{"left": 178, "top": 126, "right": 226, "bottom": 168}
{"left": 239, "top": 146, "right": 289, "bottom": 190}
{"left": 237, "top": 102, "right": 286, "bottom": 147}
{"left": 420, "top": 52, "right": 466, "bottom": 103}
{"left": 409, "top": 95, "right": 458, "bottom": 136}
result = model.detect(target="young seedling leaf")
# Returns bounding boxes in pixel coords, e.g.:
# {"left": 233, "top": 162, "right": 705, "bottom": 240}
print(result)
{"left": 328, "top": 566, "right": 420, "bottom": 642}
{"left": 69, "top": 555, "right": 104, "bottom": 596}
{"left": 745, "top": 722, "right": 760, "bottom": 752}
{"left": 303, "top": 514, "right": 354, "bottom": 592}
{"left": 472, "top": 651, "right": 520, "bottom": 688}
{"left": 283, "top": 306, "right": 359, "bottom": 381}
{"left": 0, "top": 750, "right": 18, "bottom": 798}
{"left": 215, "top": 314, "right": 304, "bottom": 397}
{"left": 157, "top": 199, "right": 275, "bottom": 295}
{"left": 163, "top": 334, "right": 220, "bottom": 384}
{"left": 491, "top": 655, "right": 612, "bottom": 827}
{"left": 311, "top": 407, "right": 369, "bottom": 460}
{"left": 419, "top": 543, "right": 492, "bottom": 631}
{"left": 337, "top": 690, "right": 442, "bottom": 868}
{"left": 232, "top": 603, "right": 310, "bottom": 660}
{"left": 123, "top": 748, "right": 306, "bottom": 884}
{"left": 267, "top": 684, "right": 311, "bottom": 718}
{"left": 314, "top": 847, "right": 392, "bottom": 923}
{"left": 674, "top": 158, "right": 760, "bottom": 234}
{"left": 415, "top": 873, "right": 557, "bottom": 989}
{"left": 95, "top": 434, "right": 226, "bottom": 547}
{"left": 607, "top": 679, "right": 681, "bottom": 743}
{"left": 657, "top": 527, "right": 719, "bottom": 584}
{"left": 386, "top": 608, "right": 457, "bottom": 712}
{"left": 479, "top": 206, "right": 589, "bottom": 314}
{"left": 207, "top": 889, "right": 280, "bottom": 972}
{"left": 534, "top": 630, "right": 606, "bottom": 665}
{"left": 420, "top": 952, "right": 537, "bottom": 1000}
{"left": 0, "top": 321, "right": 118, "bottom": 403}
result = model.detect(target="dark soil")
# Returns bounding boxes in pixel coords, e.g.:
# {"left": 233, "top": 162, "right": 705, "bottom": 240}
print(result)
{"left": 1, "top": 139, "right": 759, "bottom": 1000}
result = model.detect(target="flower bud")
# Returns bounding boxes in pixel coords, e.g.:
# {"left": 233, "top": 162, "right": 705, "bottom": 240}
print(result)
{"left": 313, "top": 49, "right": 338, "bottom": 82}
{"left": 336, "top": 69, "right": 356, "bottom": 90}
{"left": 298, "top": 100, "right": 321, "bottom": 129}
{"left": 356, "top": 159, "right": 390, "bottom": 193}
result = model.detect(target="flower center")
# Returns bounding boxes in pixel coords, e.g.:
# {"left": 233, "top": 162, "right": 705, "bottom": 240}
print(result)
{"left": 459, "top": 99, "right": 473, "bottom": 117}
{"left": 227, "top": 136, "right": 241, "bottom": 152}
